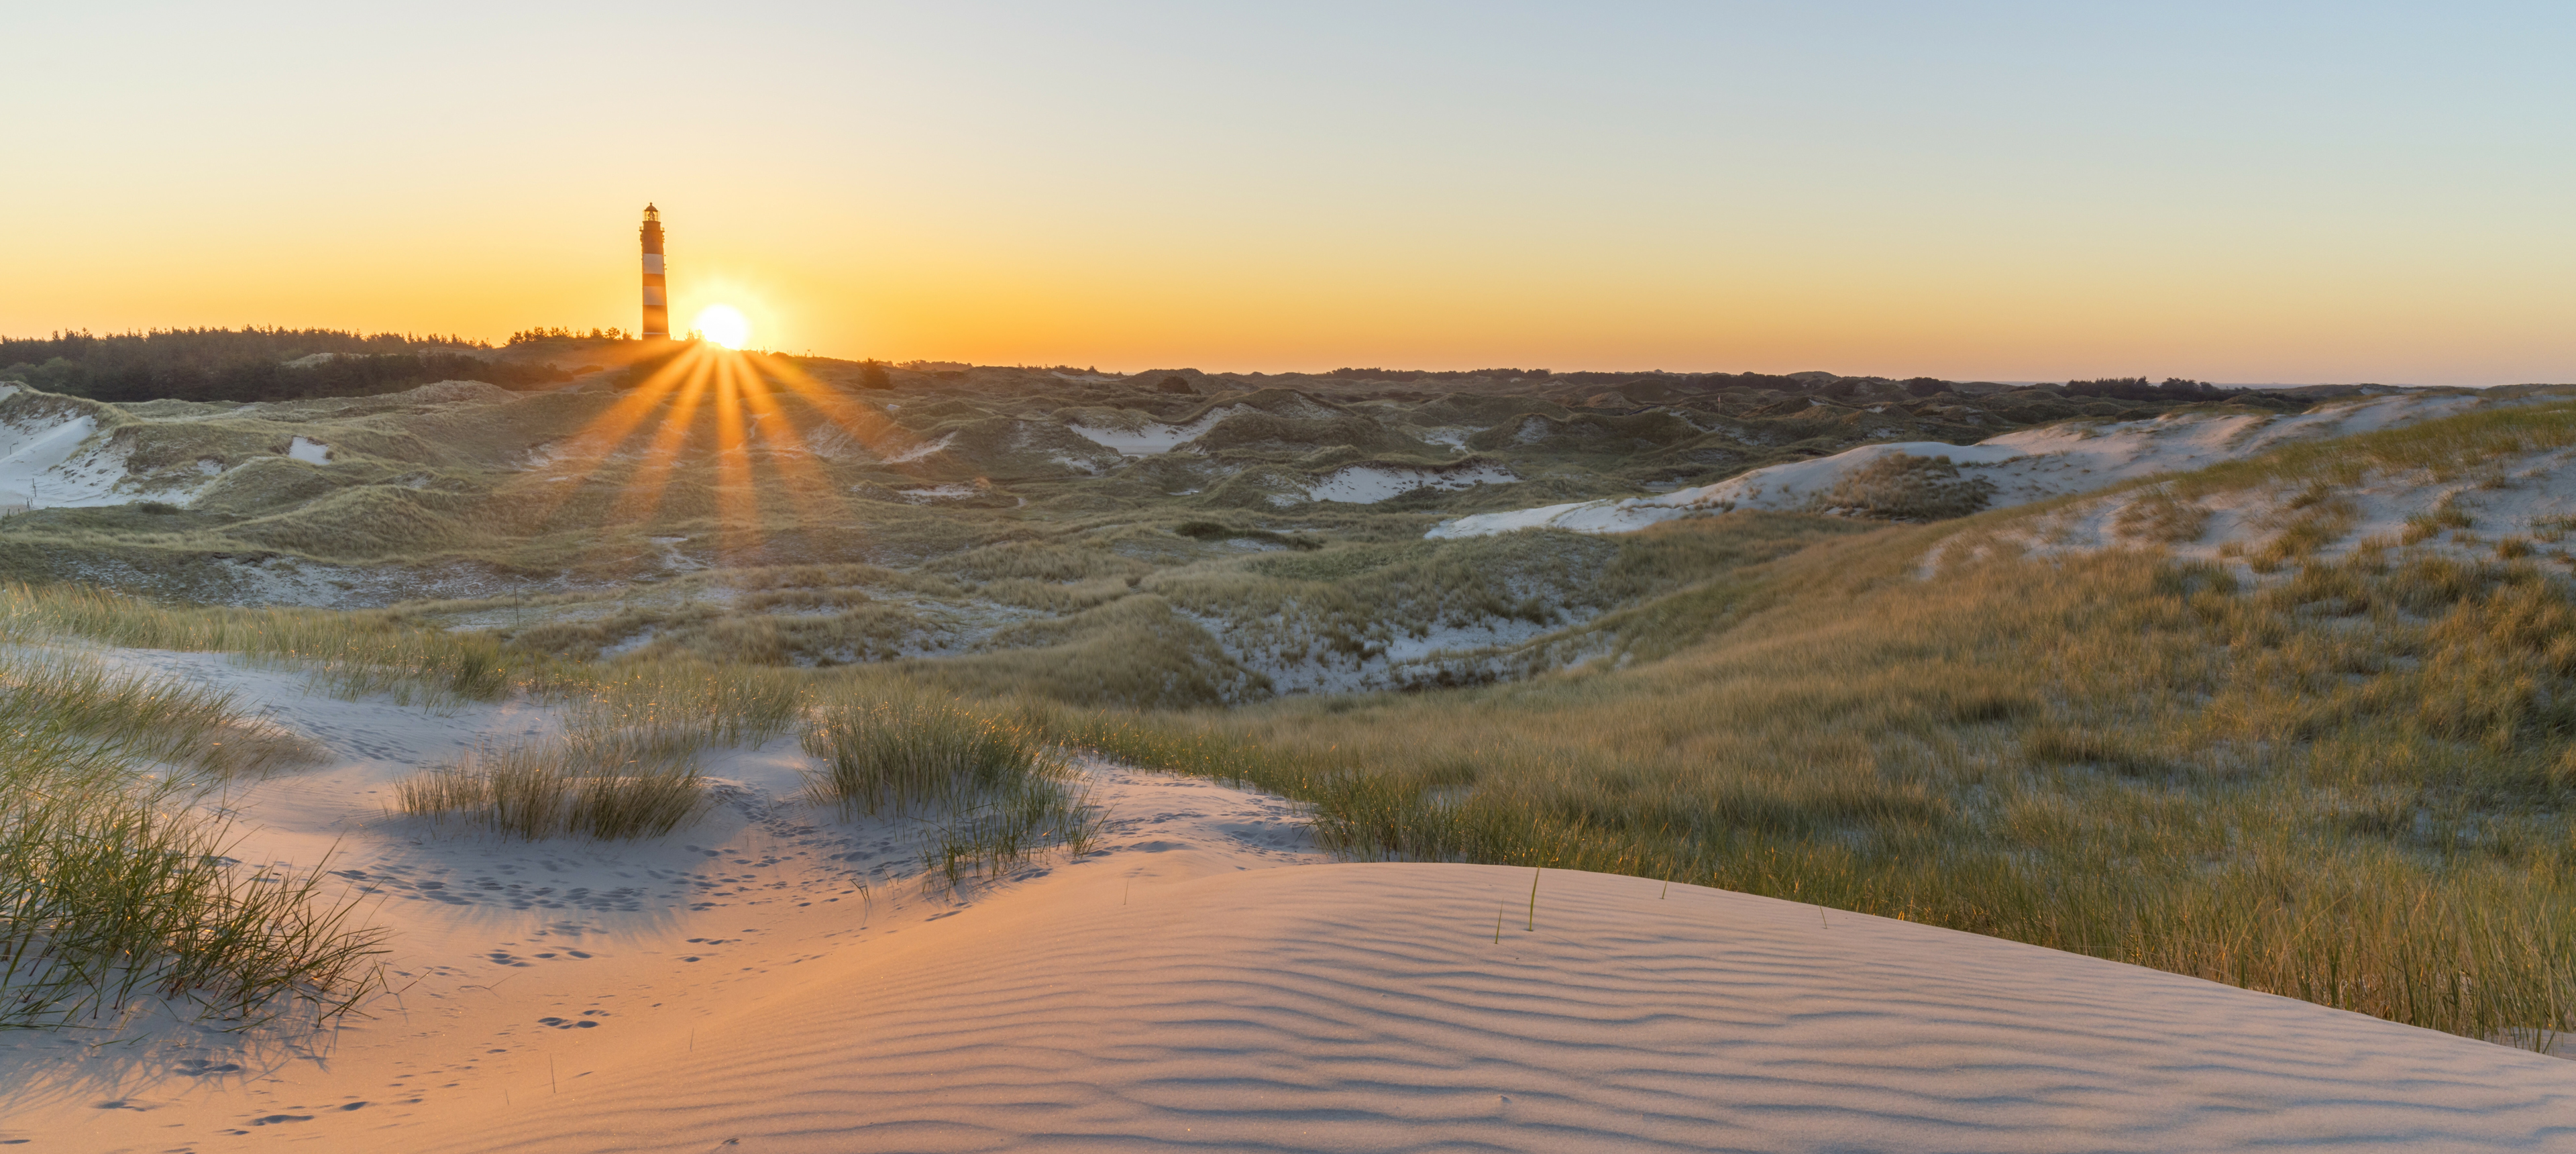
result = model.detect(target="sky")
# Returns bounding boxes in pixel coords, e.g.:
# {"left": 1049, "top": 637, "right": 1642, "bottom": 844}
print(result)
{"left": 5, "top": 2, "right": 2572, "bottom": 384}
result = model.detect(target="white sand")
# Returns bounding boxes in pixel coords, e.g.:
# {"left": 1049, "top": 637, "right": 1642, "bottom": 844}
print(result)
{"left": 892, "top": 482, "right": 982, "bottom": 502}
{"left": 0, "top": 405, "right": 127, "bottom": 508}
{"left": 0, "top": 380, "right": 534, "bottom": 511}
{"left": 1306, "top": 462, "right": 1516, "bottom": 505}
{"left": 1065, "top": 406, "right": 1252, "bottom": 456}
{"left": 1952, "top": 439, "right": 2576, "bottom": 577}
{"left": 3, "top": 647, "right": 2571, "bottom": 1151}
{"left": 1429, "top": 393, "right": 2491, "bottom": 539}
{"left": 880, "top": 431, "right": 957, "bottom": 464}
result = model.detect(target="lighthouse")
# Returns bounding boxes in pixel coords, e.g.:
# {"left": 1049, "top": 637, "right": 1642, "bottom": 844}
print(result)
{"left": 639, "top": 204, "right": 669, "bottom": 339}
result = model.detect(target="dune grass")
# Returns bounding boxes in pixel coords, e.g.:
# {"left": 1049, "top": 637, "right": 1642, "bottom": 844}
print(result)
{"left": 564, "top": 660, "right": 807, "bottom": 747}
{"left": 397, "top": 735, "right": 710, "bottom": 841}
{"left": 0, "top": 582, "right": 808, "bottom": 847}
{"left": 395, "top": 662, "right": 805, "bottom": 840}
{"left": 0, "top": 651, "right": 326, "bottom": 778}
{"left": 1030, "top": 523, "right": 2576, "bottom": 1050}
{"left": 2174, "top": 397, "right": 2576, "bottom": 495}
{"left": 0, "top": 583, "right": 820, "bottom": 736}
{"left": 965, "top": 397, "right": 2576, "bottom": 1051}
{"left": 0, "top": 580, "right": 519, "bottom": 705}
{"left": 0, "top": 654, "right": 380, "bottom": 1028}
{"left": 802, "top": 691, "right": 1097, "bottom": 884}
{"left": 17, "top": 395, "right": 2576, "bottom": 1049}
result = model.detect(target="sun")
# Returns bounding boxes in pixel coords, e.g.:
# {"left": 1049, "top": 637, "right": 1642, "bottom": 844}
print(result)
{"left": 693, "top": 304, "right": 751, "bottom": 349}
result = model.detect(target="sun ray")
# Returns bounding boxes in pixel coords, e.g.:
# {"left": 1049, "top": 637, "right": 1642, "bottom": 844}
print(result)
{"left": 710, "top": 356, "right": 761, "bottom": 563}
{"left": 573, "top": 348, "right": 707, "bottom": 450}
{"left": 756, "top": 356, "right": 905, "bottom": 452}
{"left": 612, "top": 353, "right": 720, "bottom": 527}
{"left": 505, "top": 344, "right": 712, "bottom": 527}
{"left": 727, "top": 359, "right": 849, "bottom": 527}
{"left": 490, "top": 340, "right": 926, "bottom": 570}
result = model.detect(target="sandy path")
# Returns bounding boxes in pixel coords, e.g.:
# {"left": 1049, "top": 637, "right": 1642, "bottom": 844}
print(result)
{"left": 0, "top": 649, "right": 1318, "bottom": 1152}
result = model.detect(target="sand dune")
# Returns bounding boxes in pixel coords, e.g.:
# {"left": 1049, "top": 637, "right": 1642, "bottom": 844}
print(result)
{"left": 1429, "top": 392, "right": 2492, "bottom": 538}
{"left": 1306, "top": 462, "right": 1517, "bottom": 505}
{"left": 4, "top": 647, "right": 2571, "bottom": 1151}
{"left": 399, "top": 865, "right": 2575, "bottom": 1153}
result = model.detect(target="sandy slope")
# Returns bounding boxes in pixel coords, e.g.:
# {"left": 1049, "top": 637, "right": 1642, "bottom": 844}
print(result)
{"left": 0, "top": 387, "right": 121, "bottom": 507}
{"left": 3, "top": 649, "right": 2572, "bottom": 1152}
{"left": 1307, "top": 462, "right": 1517, "bottom": 505}
{"left": 1065, "top": 407, "right": 1254, "bottom": 456}
{"left": 0, "top": 380, "right": 513, "bottom": 513}
{"left": 1428, "top": 392, "right": 2489, "bottom": 538}
{"left": 364, "top": 861, "right": 2576, "bottom": 1154}
{"left": 0, "top": 649, "right": 1320, "bottom": 1152}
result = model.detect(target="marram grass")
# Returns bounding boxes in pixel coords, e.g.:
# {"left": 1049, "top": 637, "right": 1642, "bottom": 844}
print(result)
{"left": 0, "top": 580, "right": 518, "bottom": 706}
{"left": 393, "top": 662, "right": 808, "bottom": 841}
{"left": 397, "top": 735, "right": 709, "bottom": 841}
{"left": 1090, "top": 528, "right": 2576, "bottom": 1050}
{"left": 0, "top": 653, "right": 380, "bottom": 1029}
{"left": 17, "top": 399, "right": 2576, "bottom": 1050}
{"left": 802, "top": 691, "right": 1099, "bottom": 884}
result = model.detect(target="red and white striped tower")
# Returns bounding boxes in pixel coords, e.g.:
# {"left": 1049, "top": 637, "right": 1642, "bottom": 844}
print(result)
{"left": 639, "top": 204, "right": 669, "bottom": 339}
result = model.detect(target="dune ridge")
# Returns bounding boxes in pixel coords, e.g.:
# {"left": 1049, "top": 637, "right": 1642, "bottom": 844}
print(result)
{"left": 5, "top": 630, "right": 2573, "bottom": 1151}
{"left": 1430, "top": 391, "right": 2490, "bottom": 538}
{"left": 380, "top": 862, "right": 2573, "bottom": 1153}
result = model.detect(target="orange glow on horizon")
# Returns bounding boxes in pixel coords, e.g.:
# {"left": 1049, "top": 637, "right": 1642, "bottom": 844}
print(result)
{"left": 11, "top": 7, "right": 2576, "bottom": 388}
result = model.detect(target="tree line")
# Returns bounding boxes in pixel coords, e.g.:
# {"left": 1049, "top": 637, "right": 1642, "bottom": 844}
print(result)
{"left": 0, "top": 327, "right": 568, "bottom": 403}
{"left": 2053, "top": 376, "right": 2232, "bottom": 401}
{"left": 507, "top": 326, "right": 634, "bottom": 344}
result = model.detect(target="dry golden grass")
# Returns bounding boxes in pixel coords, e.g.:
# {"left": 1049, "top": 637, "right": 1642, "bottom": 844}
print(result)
{"left": 19, "top": 398, "right": 2576, "bottom": 1048}
{"left": 396, "top": 737, "right": 709, "bottom": 841}
{"left": 1096, "top": 521, "right": 2576, "bottom": 1047}
{"left": 0, "top": 580, "right": 518, "bottom": 704}
{"left": 2112, "top": 487, "right": 2212, "bottom": 545}
{"left": 0, "top": 653, "right": 379, "bottom": 1027}
{"left": 394, "top": 661, "right": 808, "bottom": 841}
{"left": 802, "top": 688, "right": 1097, "bottom": 884}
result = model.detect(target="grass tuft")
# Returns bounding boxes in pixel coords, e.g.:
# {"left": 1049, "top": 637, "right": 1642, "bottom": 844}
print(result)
{"left": 0, "top": 654, "right": 379, "bottom": 1028}
{"left": 392, "top": 663, "right": 799, "bottom": 841}
{"left": 802, "top": 692, "right": 1098, "bottom": 883}
{"left": 398, "top": 735, "right": 709, "bottom": 841}
{"left": 0, "top": 581, "right": 521, "bottom": 706}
